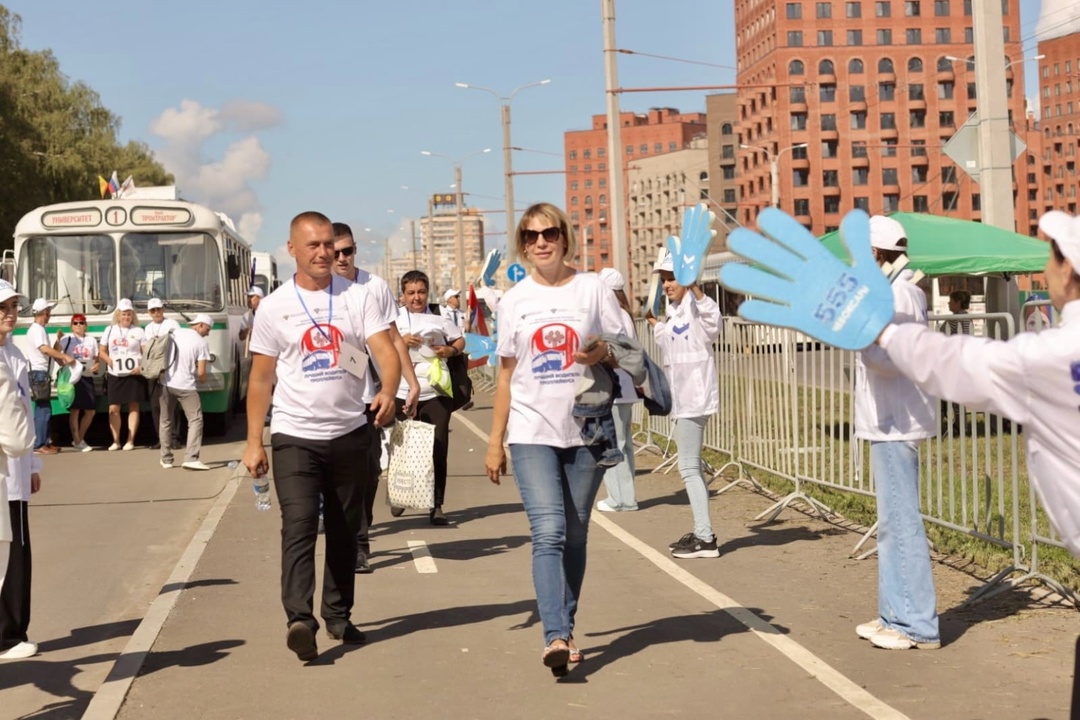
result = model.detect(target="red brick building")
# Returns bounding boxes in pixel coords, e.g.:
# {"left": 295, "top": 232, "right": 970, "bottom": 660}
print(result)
{"left": 1034, "top": 31, "right": 1080, "bottom": 222}
{"left": 564, "top": 108, "right": 706, "bottom": 271}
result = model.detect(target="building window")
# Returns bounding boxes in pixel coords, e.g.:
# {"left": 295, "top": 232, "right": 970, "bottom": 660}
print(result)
{"left": 913, "top": 195, "right": 929, "bottom": 211}
{"left": 847, "top": 29, "right": 863, "bottom": 45}
{"left": 910, "top": 109, "right": 927, "bottom": 127}
{"left": 599, "top": 194, "right": 607, "bottom": 205}
{"left": 597, "top": 163, "right": 606, "bottom": 172}
{"left": 820, "top": 84, "right": 837, "bottom": 101}
{"left": 788, "top": 31, "right": 804, "bottom": 46}
{"left": 819, "top": 59, "right": 835, "bottom": 74}
{"left": 597, "top": 147, "right": 605, "bottom": 157}
{"left": 822, "top": 114, "right": 837, "bottom": 130}
{"left": 851, "top": 112, "right": 868, "bottom": 129}
{"left": 569, "top": 150, "right": 577, "bottom": 160}
{"left": 571, "top": 197, "right": 579, "bottom": 205}
{"left": 847, "top": 1, "right": 862, "bottom": 16}
{"left": 824, "top": 196, "right": 841, "bottom": 213}
{"left": 669, "top": 142, "right": 677, "bottom": 151}
{"left": 570, "top": 181, "right": 578, "bottom": 191}
{"left": 941, "top": 191, "right": 957, "bottom": 209}
{"left": 789, "top": 59, "right": 805, "bottom": 75}
{"left": 794, "top": 198, "right": 811, "bottom": 215}
{"left": 652, "top": 143, "right": 661, "bottom": 153}
{"left": 909, "top": 83, "right": 924, "bottom": 100}
{"left": 912, "top": 165, "right": 929, "bottom": 182}
{"left": 875, "top": 0, "right": 891, "bottom": 16}
{"left": 849, "top": 58, "right": 864, "bottom": 73}
{"left": 823, "top": 170, "right": 839, "bottom": 186}
{"left": 786, "top": 2, "right": 802, "bottom": 18}
{"left": 852, "top": 143, "right": 869, "bottom": 158}
{"left": 942, "top": 166, "right": 957, "bottom": 184}
{"left": 791, "top": 86, "right": 807, "bottom": 102}
{"left": 818, "top": 30, "right": 834, "bottom": 46}
{"left": 879, "top": 82, "right": 896, "bottom": 100}
{"left": 721, "top": 122, "right": 733, "bottom": 135}
{"left": 881, "top": 112, "right": 896, "bottom": 129}
{"left": 963, "top": 0, "right": 971, "bottom": 14}
{"left": 877, "top": 28, "right": 892, "bottom": 44}
{"left": 883, "top": 167, "right": 898, "bottom": 184}
{"left": 823, "top": 140, "right": 840, "bottom": 157}
{"left": 938, "top": 81, "right": 954, "bottom": 99}
{"left": 639, "top": 144, "right": 648, "bottom": 154}
{"left": 854, "top": 197, "right": 870, "bottom": 211}
{"left": 792, "top": 113, "right": 808, "bottom": 130}
{"left": 883, "top": 194, "right": 900, "bottom": 212}
{"left": 584, "top": 195, "right": 592, "bottom": 206}
{"left": 626, "top": 145, "right": 633, "bottom": 155}
{"left": 909, "top": 57, "right": 924, "bottom": 72}
{"left": 934, "top": 0, "right": 949, "bottom": 13}
{"left": 723, "top": 189, "right": 737, "bottom": 203}
{"left": 850, "top": 85, "right": 866, "bottom": 101}
{"left": 882, "top": 140, "right": 898, "bottom": 157}
{"left": 879, "top": 58, "right": 894, "bottom": 74}
{"left": 906, "top": 28, "right": 922, "bottom": 44}
{"left": 964, "top": 26, "right": 973, "bottom": 43}
{"left": 582, "top": 149, "right": 591, "bottom": 159}
{"left": 937, "top": 56, "right": 953, "bottom": 71}
{"left": 905, "top": 0, "right": 920, "bottom": 15}
{"left": 935, "top": 28, "right": 951, "bottom": 43}
{"left": 722, "top": 144, "right": 735, "bottom": 159}
{"left": 817, "top": 1, "right": 832, "bottom": 17}
{"left": 599, "top": 178, "right": 607, "bottom": 187}
{"left": 583, "top": 164, "right": 591, "bottom": 173}
{"left": 792, "top": 145, "right": 809, "bottom": 160}
{"left": 584, "top": 179, "right": 593, "bottom": 189}
{"left": 793, "top": 168, "right": 811, "bottom": 186}
{"left": 571, "top": 211, "right": 579, "bottom": 221}
{"left": 854, "top": 167, "right": 870, "bottom": 185}
{"left": 722, "top": 166, "right": 735, "bottom": 180}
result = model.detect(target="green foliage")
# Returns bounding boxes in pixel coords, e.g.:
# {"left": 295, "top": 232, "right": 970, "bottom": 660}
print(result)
{"left": 0, "top": 5, "right": 171, "bottom": 249}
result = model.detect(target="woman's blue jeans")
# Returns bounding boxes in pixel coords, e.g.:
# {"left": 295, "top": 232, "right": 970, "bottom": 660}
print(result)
{"left": 674, "top": 416, "right": 713, "bottom": 541}
{"left": 509, "top": 443, "right": 605, "bottom": 646}
{"left": 871, "top": 440, "right": 940, "bottom": 644}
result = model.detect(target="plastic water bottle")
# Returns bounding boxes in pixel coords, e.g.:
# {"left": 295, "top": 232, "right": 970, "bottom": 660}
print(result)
{"left": 227, "top": 460, "right": 239, "bottom": 470}
{"left": 253, "top": 474, "right": 272, "bottom": 512}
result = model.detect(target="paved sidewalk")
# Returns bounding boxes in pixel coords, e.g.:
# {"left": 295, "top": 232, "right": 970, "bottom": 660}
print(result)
{"left": 2, "top": 396, "right": 1076, "bottom": 719}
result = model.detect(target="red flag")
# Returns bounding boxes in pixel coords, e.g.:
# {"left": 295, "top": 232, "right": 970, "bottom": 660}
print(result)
{"left": 467, "top": 284, "right": 490, "bottom": 369}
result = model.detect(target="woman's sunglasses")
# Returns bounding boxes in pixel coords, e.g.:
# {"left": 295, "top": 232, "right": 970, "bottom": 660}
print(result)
{"left": 71, "top": 321, "right": 86, "bottom": 326}
{"left": 523, "top": 227, "right": 562, "bottom": 245}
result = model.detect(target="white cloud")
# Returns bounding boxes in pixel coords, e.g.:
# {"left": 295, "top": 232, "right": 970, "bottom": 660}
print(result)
{"left": 1037, "top": 0, "right": 1080, "bottom": 41}
{"left": 272, "top": 242, "right": 296, "bottom": 278}
{"left": 150, "top": 99, "right": 280, "bottom": 245}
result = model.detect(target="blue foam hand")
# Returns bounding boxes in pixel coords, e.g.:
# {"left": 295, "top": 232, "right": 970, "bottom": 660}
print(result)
{"left": 718, "top": 208, "right": 895, "bottom": 351}
{"left": 667, "top": 203, "right": 717, "bottom": 286}
{"left": 480, "top": 249, "right": 502, "bottom": 288}
{"left": 463, "top": 333, "right": 497, "bottom": 360}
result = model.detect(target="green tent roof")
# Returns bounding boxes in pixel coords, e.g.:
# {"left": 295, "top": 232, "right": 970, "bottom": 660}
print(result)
{"left": 819, "top": 212, "right": 1050, "bottom": 275}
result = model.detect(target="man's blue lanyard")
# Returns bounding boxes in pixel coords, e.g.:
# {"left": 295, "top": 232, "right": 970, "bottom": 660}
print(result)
{"left": 293, "top": 275, "right": 333, "bottom": 344}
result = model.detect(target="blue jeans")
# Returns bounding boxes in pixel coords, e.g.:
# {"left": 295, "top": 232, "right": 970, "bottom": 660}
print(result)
{"left": 509, "top": 444, "right": 605, "bottom": 646}
{"left": 871, "top": 441, "right": 939, "bottom": 644}
{"left": 30, "top": 370, "right": 50, "bottom": 449}
{"left": 674, "top": 416, "right": 713, "bottom": 541}
{"left": 600, "top": 404, "right": 638, "bottom": 510}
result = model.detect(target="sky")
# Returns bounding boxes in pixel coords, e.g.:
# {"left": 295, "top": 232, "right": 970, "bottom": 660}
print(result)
{"left": 8, "top": 0, "right": 1060, "bottom": 277}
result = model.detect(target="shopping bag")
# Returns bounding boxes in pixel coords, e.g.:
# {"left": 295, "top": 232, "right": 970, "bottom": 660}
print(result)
{"left": 426, "top": 357, "right": 453, "bottom": 397}
{"left": 55, "top": 366, "right": 75, "bottom": 410}
{"left": 385, "top": 419, "right": 436, "bottom": 510}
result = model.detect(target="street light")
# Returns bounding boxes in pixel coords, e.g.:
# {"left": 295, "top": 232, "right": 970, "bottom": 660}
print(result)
{"left": 740, "top": 143, "right": 808, "bottom": 209}
{"left": 420, "top": 148, "right": 492, "bottom": 294}
{"left": 455, "top": 78, "right": 551, "bottom": 263}
{"left": 945, "top": 54, "right": 1045, "bottom": 72}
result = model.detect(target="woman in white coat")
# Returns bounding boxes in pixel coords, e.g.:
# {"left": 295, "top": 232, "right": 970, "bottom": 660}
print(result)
{"left": 0, "top": 281, "right": 41, "bottom": 659}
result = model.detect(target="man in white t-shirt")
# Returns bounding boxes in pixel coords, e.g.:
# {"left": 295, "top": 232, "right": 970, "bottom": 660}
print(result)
{"left": 244, "top": 211, "right": 401, "bottom": 662}
{"left": 144, "top": 298, "right": 182, "bottom": 450}
{"left": 332, "top": 222, "right": 419, "bottom": 574}
{"left": 159, "top": 315, "right": 212, "bottom": 472}
{"left": 239, "top": 286, "right": 263, "bottom": 342}
{"left": 26, "top": 299, "right": 74, "bottom": 454}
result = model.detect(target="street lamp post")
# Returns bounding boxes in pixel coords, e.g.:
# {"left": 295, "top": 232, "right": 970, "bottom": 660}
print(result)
{"left": 420, "top": 148, "right": 492, "bottom": 294}
{"left": 455, "top": 79, "right": 551, "bottom": 264}
{"left": 740, "top": 143, "right": 808, "bottom": 209}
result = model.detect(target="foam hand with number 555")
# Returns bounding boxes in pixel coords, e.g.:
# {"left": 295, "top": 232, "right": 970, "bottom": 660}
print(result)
{"left": 667, "top": 203, "right": 717, "bottom": 286}
{"left": 719, "top": 209, "right": 895, "bottom": 351}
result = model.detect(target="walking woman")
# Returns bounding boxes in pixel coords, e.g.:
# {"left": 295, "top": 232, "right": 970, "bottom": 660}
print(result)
{"left": 485, "top": 202, "right": 624, "bottom": 677}
{"left": 394, "top": 270, "right": 465, "bottom": 525}
{"left": 98, "top": 299, "right": 146, "bottom": 450}
{"left": 647, "top": 253, "right": 723, "bottom": 559}
{"left": 58, "top": 314, "right": 100, "bottom": 451}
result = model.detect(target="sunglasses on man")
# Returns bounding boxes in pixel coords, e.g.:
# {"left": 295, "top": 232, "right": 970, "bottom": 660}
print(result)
{"left": 334, "top": 246, "right": 356, "bottom": 258}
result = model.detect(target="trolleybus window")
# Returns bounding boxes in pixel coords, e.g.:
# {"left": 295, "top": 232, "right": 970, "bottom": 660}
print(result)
{"left": 120, "top": 232, "right": 224, "bottom": 311}
{"left": 16, "top": 234, "right": 116, "bottom": 316}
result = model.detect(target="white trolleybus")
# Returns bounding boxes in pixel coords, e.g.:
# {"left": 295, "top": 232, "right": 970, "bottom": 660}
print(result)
{"left": 10, "top": 192, "right": 254, "bottom": 434}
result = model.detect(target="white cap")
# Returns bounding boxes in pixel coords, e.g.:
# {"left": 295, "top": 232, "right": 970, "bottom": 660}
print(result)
{"left": 443, "top": 288, "right": 460, "bottom": 302}
{"left": 31, "top": 298, "right": 54, "bottom": 314}
{"left": 117, "top": 298, "right": 134, "bottom": 312}
{"left": 653, "top": 252, "right": 674, "bottom": 273}
{"left": 0, "top": 281, "right": 27, "bottom": 306}
{"left": 1039, "top": 210, "right": 1080, "bottom": 270}
{"left": 247, "top": 286, "right": 264, "bottom": 298}
{"left": 67, "top": 361, "right": 84, "bottom": 384}
{"left": 189, "top": 313, "right": 214, "bottom": 328}
{"left": 869, "top": 215, "right": 907, "bottom": 251}
{"left": 147, "top": 298, "right": 164, "bottom": 310}
{"left": 598, "top": 267, "right": 625, "bottom": 290}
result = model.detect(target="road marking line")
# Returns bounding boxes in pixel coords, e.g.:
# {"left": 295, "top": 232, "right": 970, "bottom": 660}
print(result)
{"left": 407, "top": 540, "right": 438, "bottom": 573}
{"left": 455, "top": 412, "right": 910, "bottom": 720}
{"left": 81, "top": 476, "right": 240, "bottom": 720}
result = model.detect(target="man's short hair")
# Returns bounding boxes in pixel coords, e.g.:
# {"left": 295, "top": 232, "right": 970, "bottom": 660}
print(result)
{"left": 332, "top": 222, "right": 354, "bottom": 241}
{"left": 290, "top": 211, "right": 332, "bottom": 236}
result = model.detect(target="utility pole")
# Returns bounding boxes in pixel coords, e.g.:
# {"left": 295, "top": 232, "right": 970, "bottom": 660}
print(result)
{"left": 602, "top": 0, "right": 630, "bottom": 306}
{"left": 501, "top": 102, "right": 515, "bottom": 261}
{"left": 410, "top": 219, "right": 417, "bottom": 261}
{"left": 973, "top": 0, "right": 1018, "bottom": 319}
{"left": 455, "top": 164, "right": 467, "bottom": 294}
{"left": 427, "top": 197, "right": 436, "bottom": 292}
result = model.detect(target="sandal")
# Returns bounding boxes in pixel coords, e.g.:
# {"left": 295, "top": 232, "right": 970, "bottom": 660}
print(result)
{"left": 542, "top": 639, "right": 570, "bottom": 677}
{"left": 568, "top": 636, "right": 583, "bottom": 663}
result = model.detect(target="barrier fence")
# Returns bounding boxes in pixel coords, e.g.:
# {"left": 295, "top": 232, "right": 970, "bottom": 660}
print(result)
{"left": 469, "top": 300, "right": 1076, "bottom": 605}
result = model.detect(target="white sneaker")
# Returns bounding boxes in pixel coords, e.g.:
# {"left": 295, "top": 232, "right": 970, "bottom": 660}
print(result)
{"left": 122, "top": 442, "right": 135, "bottom": 451}
{"left": 596, "top": 499, "right": 618, "bottom": 512}
{"left": 108, "top": 443, "right": 121, "bottom": 452}
{"left": 160, "top": 459, "right": 174, "bottom": 469}
{"left": 0, "top": 641, "right": 39, "bottom": 659}
{"left": 182, "top": 460, "right": 211, "bottom": 471}
{"left": 80, "top": 442, "right": 93, "bottom": 453}
{"left": 869, "top": 627, "right": 941, "bottom": 650}
{"left": 855, "top": 618, "right": 884, "bottom": 640}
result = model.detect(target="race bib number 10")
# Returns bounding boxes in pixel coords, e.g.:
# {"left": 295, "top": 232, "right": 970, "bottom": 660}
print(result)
{"left": 114, "top": 356, "right": 140, "bottom": 376}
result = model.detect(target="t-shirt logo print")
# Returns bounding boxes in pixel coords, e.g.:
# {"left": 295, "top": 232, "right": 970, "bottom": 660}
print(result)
{"left": 300, "top": 324, "right": 345, "bottom": 374}
{"left": 530, "top": 323, "right": 580, "bottom": 375}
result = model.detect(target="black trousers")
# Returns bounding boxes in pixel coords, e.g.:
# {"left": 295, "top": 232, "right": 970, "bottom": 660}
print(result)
{"left": 1072, "top": 635, "right": 1080, "bottom": 719}
{"left": 0, "top": 501, "right": 31, "bottom": 649}
{"left": 356, "top": 407, "right": 382, "bottom": 556}
{"left": 272, "top": 425, "right": 370, "bottom": 632}
{"left": 398, "top": 395, "right": 453, "bottom": 508}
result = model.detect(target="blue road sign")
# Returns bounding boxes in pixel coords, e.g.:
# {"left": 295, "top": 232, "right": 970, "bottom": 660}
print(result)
{"left": 507, "top": 263, "right": 526, "bottom": 283}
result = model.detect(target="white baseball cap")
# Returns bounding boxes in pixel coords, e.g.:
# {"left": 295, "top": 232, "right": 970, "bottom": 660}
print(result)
{"left": 1039, "top": 210, "right": 1080, "bottom": 270}
{"left": 443, "top": 288, "right": 460, "bottom": 302}
{"left": 147, "top": 298, "right": 164, "bottom": 310}
{"left": 31, "top": 298, "right": 55, "bottom": 314}
{"left": 247, "top": 286, "right": 264, "bottom": 298}
{"left": 598, "top": 267, "right": 625, "bottom": 291}
{"left": 117, "top": 298, "right": 134, "bottom": 312}
{"left": 869, "top": 215, "right": 908, "bottom": 251}
{"left": 653, "top": 252, "right": 674, "bottom": 274}
{"left": 189, "top": 313, "right": 214, "bottom": 328}
{"left": 0, "top": 281, "right": 27, "bottom": 306}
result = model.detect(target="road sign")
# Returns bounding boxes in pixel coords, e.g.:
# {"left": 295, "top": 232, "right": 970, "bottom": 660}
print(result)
{"left": 507, "top": 263, "right": 526, "bottom": 283}
{"left": 942, "top": 112, "right": 1026, "bottom": 182}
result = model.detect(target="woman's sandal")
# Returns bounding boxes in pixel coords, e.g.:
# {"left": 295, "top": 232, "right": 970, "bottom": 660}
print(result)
{"left": 542, "top": 639, "right": 571, "bottom": 677}
{"left": 568, "top": 636, "right": 583, "bottom": 664}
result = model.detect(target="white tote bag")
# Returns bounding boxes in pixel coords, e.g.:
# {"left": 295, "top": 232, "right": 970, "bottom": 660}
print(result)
{"left": 385, "top": 419, "right": 436, "bottom": 510}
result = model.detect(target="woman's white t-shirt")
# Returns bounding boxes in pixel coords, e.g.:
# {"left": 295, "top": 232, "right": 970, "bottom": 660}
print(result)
{"left": 496, "top": 272, "right": 624, "bottom": 448}
{"left": 394, "top": 308, "right": 462, "bottom": 402}
{"left": 102, "top": 324, "right": 146, "bottom": 377}
{"left": 61, "top": 334, "right": 99, "bottom": 367}
{"left": 653, "top": 293, "right": 722, "bottom": 419}
{"left": 249, "top": 275, "right": 390, "bottom": 440}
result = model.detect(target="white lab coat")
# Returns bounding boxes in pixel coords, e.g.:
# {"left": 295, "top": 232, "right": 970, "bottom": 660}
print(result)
{"left": 880, "top": 299, "right": 1080, "bottom": 556}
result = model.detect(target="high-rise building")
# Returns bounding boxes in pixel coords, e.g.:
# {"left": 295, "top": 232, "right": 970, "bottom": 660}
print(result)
{"left": 705, "top": 93, "right": 743, "bottom": 245}
{"left": 734, "top": 0, "right": 1029, "bottom": 235}
{"left": 419, "top": 194, "right": 485, "bottom": 296}
{"left": 564, "top": 108, "right": 707, "bottom": 274}
{"left": 1034, "top": 32, "right": 1080, "bottom": 223}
